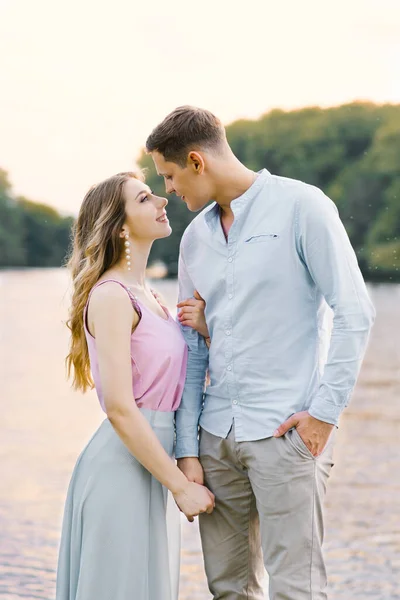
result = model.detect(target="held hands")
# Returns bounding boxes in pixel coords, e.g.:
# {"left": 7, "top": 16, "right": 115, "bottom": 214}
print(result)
{"left": 173, "top": 481, "right": 215, "bottom": 523}
{"left": 177, "top": 291, "right": 209, "bottom": 339}
{"left": 177, "top": 457, "right": 204, "bottom": 484}
{"left": 273, "top": 411, "right": 334, "bottom": 457}
{"left": 174, "top": 457, "right": 213, "bottom": 522}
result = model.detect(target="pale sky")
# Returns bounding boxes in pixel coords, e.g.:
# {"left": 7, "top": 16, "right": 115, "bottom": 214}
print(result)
{"left": 0, "top": 0, "right": 399, "bottom": 215}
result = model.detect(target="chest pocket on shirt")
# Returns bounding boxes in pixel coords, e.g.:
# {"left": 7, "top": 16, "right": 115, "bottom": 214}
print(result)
{"left": 239, "top": 232, "right": 284, "bottom": 283}
{"left": 245, "top": 233, "right": 280, "bottom": 243}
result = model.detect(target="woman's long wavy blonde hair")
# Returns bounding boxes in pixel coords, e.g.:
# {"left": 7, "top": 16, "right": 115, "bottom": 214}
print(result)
{"left": 66, "top": 171, "right": 144, "bottom": 392}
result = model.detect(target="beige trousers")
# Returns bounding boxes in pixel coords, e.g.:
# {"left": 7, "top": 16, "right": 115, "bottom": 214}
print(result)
{"left": 198, "top": 424, "right": 335, "bottom": 600}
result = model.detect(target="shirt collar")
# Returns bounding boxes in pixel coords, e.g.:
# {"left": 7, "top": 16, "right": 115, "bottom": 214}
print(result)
{"left": 204, "top": 168, "right": 270, "bottom": 230}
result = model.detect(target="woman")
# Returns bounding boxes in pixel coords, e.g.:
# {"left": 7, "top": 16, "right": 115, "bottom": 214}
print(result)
{"left": 56, "top": 171, "right": 214, "bottom": 600}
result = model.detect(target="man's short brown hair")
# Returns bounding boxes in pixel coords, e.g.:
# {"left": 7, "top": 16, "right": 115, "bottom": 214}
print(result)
{"left": 146, "top": 106, "right": 225, "bottom": 167}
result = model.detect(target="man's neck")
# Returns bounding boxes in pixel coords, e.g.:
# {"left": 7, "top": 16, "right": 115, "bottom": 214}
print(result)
{"left": 212, "top": 158, "right": 257, "bottom": 240}
{"left": 212, "top": 159, "right": 257, "bottom": 211}
{"left": 220, "top": 209, "right": 235, "bottom": 240}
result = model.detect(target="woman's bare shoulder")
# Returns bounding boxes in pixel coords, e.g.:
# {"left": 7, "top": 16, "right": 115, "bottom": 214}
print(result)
{"left": 89, "top": 281, "right": 139, "bottom": 326}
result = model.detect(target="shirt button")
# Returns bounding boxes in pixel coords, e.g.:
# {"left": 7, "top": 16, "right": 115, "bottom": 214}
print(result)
{"left": 226, "top": 330, "right": 231, "bottom": 336}
{"left": 227, "top": 365, "right": 232, "bottom": 371}
{"left": 232, "top": 400, "right": 238, "bottom": 405}
{"left": 228, "top": 257, "right": 233, "bottom": 263}
{"left": 228, "top": 294, "right": 233, "bottom": 299}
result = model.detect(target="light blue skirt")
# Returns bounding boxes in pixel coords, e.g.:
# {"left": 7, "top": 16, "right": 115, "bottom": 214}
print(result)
{"left": 56, "top": 409, "right": 180, "bottom": 600}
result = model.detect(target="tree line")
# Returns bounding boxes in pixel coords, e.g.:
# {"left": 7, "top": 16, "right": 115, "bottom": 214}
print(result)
{"left": 142, "top": 102, "right": 400, "bottom": 282}
{"left": 0, "top": 169, "right": 74, "bottom": 268}
{"left": 1, "top": 102, "right": 399, "bottom": 281}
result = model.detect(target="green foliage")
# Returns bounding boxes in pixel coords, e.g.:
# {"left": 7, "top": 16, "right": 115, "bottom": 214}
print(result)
{"left": 1, "top": 102, "right": 399, "bottom": 280}
{"left": 0, "top": 169, "right": 26, "bottom": 266}
{"left": 140, "top": 102, "right": 400, "bottom": 281}
{"left": 0, "top": 171, "right": 73, "bottom": 268}
{"left": 17, "top": 198, "right": 74, "bottom": 267}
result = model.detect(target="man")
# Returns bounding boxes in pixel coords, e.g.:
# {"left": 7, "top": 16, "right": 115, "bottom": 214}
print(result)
{"left": 146, "top": 106, "right": 375, "bottom": 600}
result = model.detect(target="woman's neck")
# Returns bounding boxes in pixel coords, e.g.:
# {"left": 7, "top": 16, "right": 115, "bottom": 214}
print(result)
{"left": 108, "top": 240, "right": 152, "bottom": 288}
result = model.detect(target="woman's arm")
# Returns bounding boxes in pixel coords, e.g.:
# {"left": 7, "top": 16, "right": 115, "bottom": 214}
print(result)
{"left": 88, "top": 282, "right": 214, "bottom": 520}
{"left": 177, "top": 290, "right": 210, "bottom": 340}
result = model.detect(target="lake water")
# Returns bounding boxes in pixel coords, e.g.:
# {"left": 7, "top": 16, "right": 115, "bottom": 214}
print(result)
{"left": 1, "top": 269, "right": 399, "bottom": 599}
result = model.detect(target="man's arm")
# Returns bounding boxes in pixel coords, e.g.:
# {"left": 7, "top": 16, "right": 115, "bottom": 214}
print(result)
{"left": 175, "top": 247, "right": 209, "bottom": 460}
{"left": 298, "top": 190, "right": 375, "bottom": 424}
{"left": 275, "top": 188, "right": 375, "bottom": 454}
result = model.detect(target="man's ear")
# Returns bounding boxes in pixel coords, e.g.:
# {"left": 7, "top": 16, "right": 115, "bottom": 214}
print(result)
{"left": 188, "top": 151, "right": 205, "bottom": 174}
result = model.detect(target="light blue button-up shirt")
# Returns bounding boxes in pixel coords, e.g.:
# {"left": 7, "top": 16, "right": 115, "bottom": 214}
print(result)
{"left": 175, "top": 169, "right": 375, "bottom": 458}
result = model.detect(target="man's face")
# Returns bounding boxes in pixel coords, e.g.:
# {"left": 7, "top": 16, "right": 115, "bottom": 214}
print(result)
{"left": 150, "top": 151, "right": 212, "bottom": 212}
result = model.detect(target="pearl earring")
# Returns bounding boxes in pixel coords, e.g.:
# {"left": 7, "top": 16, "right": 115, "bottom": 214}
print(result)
{"left": 124, "top": 233, "right": 131, "bottom": 271}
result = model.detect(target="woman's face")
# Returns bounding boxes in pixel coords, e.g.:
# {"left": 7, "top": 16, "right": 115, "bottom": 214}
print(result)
{"left": 122, "top": 177, "right": 171, "bottom": 242}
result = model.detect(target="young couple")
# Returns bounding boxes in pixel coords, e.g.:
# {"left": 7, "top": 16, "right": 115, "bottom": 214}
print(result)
{"left": 56, "top": 106, "right": 375, "bottom": 600}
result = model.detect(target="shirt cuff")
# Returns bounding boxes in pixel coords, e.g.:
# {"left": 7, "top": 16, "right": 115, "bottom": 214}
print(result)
{"left": 308, "top": 399, "right": 345, "bottom": 426}
{"left": 174, "top": 437, "right": 199, "bottom": 459}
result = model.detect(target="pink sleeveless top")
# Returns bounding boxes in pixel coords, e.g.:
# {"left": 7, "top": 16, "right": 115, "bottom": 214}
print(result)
{"left": 83, "top": 279, "right": 188, "bottom": 413}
